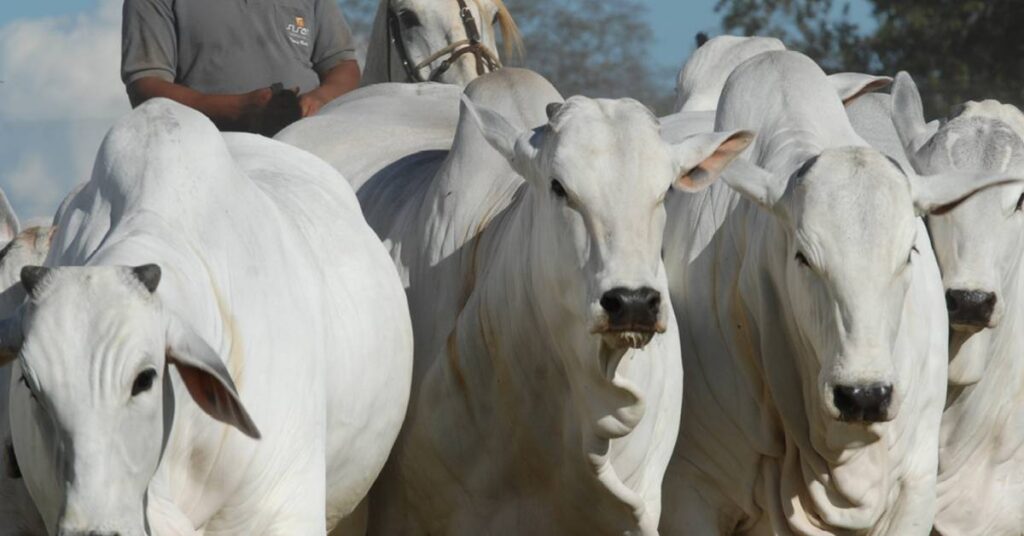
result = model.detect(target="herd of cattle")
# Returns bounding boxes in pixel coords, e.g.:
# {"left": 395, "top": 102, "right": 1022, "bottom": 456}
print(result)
{"left": 0, "top": 3, "right": 1022, "bottom": 536}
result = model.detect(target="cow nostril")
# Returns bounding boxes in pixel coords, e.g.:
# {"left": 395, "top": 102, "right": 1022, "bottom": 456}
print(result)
{"left": 947, "top": 289, "right": 997, "bottom": 326}
{"left": 945, "top": 289, "right": 958, "bottom": 313}
{"left": 833, "top": 384, "right": 893, "bottom": 422}
{"left": 600, "top": 287, "right": 661, "bottom": 330}
{"left": 600, "top": 293, "right": 623, "bottom": 314}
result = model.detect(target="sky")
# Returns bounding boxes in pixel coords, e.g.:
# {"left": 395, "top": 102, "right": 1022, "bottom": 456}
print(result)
{"left": 0, "top": 0, "right": 874, "bottom": 221}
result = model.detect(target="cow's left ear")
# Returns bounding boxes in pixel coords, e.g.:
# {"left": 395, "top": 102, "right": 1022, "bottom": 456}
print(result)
{"left": 828, "top": 73, "right": 892, "bottom": 106}
{"left": 910, "top": 172, "right": 1024, "bottom": 215}
{"left": 671, "top": 130, "right": 755, "bottom": 192}
{"left": 165, "top": 314, "right": 261, "bottom": 440}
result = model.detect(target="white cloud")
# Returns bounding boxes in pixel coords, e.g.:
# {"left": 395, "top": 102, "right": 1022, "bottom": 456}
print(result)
{"left": 0, "top": 0, "right": 126, "bottom": 221}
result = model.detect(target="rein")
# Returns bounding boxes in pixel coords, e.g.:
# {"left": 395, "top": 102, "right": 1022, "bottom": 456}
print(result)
{"left": 386, "top": 0, "right": 503, "bottom": 83}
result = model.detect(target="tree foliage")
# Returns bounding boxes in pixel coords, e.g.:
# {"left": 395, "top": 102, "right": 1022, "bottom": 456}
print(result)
{"left": 715, "top": 0, "right": 1024, "bottom": 117}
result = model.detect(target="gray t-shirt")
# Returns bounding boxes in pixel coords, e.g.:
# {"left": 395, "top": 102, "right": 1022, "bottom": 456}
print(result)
{"left": 121, "top": 0, "right": 357, "bottom": 95}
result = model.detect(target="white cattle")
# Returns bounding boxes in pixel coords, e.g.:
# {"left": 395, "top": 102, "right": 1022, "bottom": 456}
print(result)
{"left": 0, "top": 196, "right": 51, "bottom": 536}
{"left": 361, "top": 0, "right": 521, "bottom": 86}
{"left": 286, "top": 68, "right": 751, "bottom": 534}
{"left": 0, "top": 99, "right": 412, "bottom": 535}
{"left": 673, "top": 35, "right": 785, "bottom": 113}
{"left": 660, "top": 50, "right": 1020, "bottom": 535}
{"left": 891, "top": 72, "right": 1024, "bottom": 536}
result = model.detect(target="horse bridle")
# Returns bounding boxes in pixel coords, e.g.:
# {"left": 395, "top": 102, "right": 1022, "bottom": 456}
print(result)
{"left": 386, "top": 0, "right": 503, "bottom": 82}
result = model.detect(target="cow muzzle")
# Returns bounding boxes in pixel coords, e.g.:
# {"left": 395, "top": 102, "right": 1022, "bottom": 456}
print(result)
{"left": 595, "top": 286, "right": 665, "bottom": 349}
{"left": 832, "top": 383, "right": 893, "bottom": 423}
{"left": 946, "top": 288, "right": 998, "bottom": 330}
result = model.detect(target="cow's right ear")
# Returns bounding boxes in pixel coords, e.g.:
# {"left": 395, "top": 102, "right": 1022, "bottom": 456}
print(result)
{"left": 0, "top": 315, "right": 23, "bottom": 367}
{"left": 720, "top": 158, "right": 787, "bottom": 212}
{"left": 891, "top": 71, "right": 940, "bottom": 160}
{"left": 460, "top": 95, "right": 542, "bottom": 178}
{"left": 165, "top": 314, "right": 260, "bottom": 440}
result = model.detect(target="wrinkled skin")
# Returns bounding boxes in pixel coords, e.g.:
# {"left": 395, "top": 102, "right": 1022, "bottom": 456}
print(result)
{"left": 662, "top": 51, "right": 1017, "bottom": 536}
{"left": 0, "top": 225, "right": 53, "bottom": 536}
{"left": 892, "top": 74, "right": 1024, "bottom": 535}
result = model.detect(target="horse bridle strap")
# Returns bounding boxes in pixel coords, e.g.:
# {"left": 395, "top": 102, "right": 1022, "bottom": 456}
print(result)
{"left": 386, "top": 0, "right": 503, "bottom": 83}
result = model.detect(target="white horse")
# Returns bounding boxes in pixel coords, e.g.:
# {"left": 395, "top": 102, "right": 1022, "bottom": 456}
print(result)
{"left": 361, "top": 0, "right": 522, "bottom": 86}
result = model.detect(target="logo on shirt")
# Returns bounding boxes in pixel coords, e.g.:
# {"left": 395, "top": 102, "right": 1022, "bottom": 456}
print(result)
{"left": 286, "top": 16, "right": 311, "bottom": 47}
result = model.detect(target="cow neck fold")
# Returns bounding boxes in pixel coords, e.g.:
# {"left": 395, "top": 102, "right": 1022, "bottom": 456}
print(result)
{"left": 428, "top": 189, "right": 662, "bottom": 534}
{"left": 935, "top": 253, "right": 1024, "bottom": 535}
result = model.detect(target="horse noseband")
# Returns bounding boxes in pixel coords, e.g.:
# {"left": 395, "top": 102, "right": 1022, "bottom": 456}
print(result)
{"left": 387, "top": 0, "right": 503, "bottom": 83}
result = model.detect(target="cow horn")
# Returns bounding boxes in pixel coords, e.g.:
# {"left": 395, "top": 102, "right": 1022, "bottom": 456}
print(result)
{"left": 132, "top": 264, "right": 162, "bottom": 294}
{"left": 20, "top": 266, "right": 51, "bottom": 298}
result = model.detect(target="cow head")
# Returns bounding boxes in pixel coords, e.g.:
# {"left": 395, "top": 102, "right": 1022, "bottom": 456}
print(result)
{"left": 724, "top": 145, "right": 1021, "bottom": 424}
{"left": 892, "top": 72, "right": 1024, "bottom": 383}
{"left": 0, "top": 265, "right": 258, "bottom": 536}
{"left": 465, "top": 95, "right": 751, "bottom": 349}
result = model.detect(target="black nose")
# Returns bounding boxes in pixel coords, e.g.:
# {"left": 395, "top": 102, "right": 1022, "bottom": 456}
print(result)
{"left": 600, "top": 287, "right": 661, "bottom": 331}
{"left": 946, "top": 289, "right": 996, "bottom": 327}
{"left": 833, "top": 384, "right": 892, "bottom": 423}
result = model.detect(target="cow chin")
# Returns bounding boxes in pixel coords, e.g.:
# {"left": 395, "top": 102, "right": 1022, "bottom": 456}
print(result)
{"left": 601, "top": 330, "right": 656, "bottom": 350}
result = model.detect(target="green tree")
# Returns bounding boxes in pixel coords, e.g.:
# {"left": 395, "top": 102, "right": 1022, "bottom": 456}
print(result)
{"left": 715, "top": 0, "right": 1024, "bottom": 116}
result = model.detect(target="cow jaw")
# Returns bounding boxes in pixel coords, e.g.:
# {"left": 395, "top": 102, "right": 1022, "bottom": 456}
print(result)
{"left": 585, "top": 342, "right": 645, "bottom": 439}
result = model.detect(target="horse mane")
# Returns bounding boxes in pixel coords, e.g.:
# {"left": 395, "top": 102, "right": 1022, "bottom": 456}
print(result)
{"left": 490, "top": 0, "right": 524, "bottom": 62}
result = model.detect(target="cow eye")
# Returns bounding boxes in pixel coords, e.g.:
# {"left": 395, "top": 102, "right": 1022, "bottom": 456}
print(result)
{"left": 131, "top": 368, "right": 158, "bottom": 397}
{"left": 795, "top": 251, "right": 810, "bottom": 267}
{"left": 398, "top": 9, "right": 421, "bottom": 28}
{"left": 1016, "top": 193, "right": 1024, "bottom": 212}
{"left": 908, "top": 245, "right": 919, "bottom": 264}
{"left": 492, "top": 11, "right": 500, "bottom": 25}
{"left": 550, "top": 179, "right": 568, "bottom": 199}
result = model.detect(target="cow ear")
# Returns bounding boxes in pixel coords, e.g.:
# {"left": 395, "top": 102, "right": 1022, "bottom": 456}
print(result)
{"left": 671, "top": 130, "right": 755, "bottom": 192}
{"left": 720, "top": 158, "right": 787, "bottom": 211}
{"left": 0, "top": 189, "right": 20, "bottom": 245}
{"left": 909, "top": 172, "right": 1024, "bottom": 215}
{"left": 165, "top": 315, "right": 260, "bottom": 440}
{"left": 0, "top": 315, "right": 23, "bottom": 367}
{"left": 891, "top": 71, "right": 941, "bottom": 161}
{"left": 828, "top": 73, "right": 892, "bottom": 106}
{"left": 460, "top": 95, "right": 541, "bottom": 178}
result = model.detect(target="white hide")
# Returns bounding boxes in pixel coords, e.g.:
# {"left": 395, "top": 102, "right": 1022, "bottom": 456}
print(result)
{"left": 891, "top": 72, "right": 1024, "bottom": 536}
{"left": 4, "top": 100, "right": 412, "bottom": 535}
{"left": 283, "top": 68, "right": 750, "bottom": 534}
{"left": 673, "top": 35, "right": 785, "bottom": 113}
{"left": 276, "top": 82, "right": 463, "bottom": 192}
{"left": 658, "top": 50, "right": 1018, "bottom": 535}
{"left": 0, "top": 224, "right": 52, "bottom": 536}
{"left": 360, "top": 0, "right": 520, "bottom": 86}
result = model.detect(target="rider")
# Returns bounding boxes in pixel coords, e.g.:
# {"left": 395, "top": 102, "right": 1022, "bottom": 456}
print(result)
{"left": 121, "top": 0, "right": 361, "bottom": 136}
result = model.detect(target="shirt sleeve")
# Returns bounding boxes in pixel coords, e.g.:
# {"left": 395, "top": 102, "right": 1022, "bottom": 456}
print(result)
{"left": 311, "top": 0, "right": 358, "bottom": 76}
{"left": 121, "top": 0, "right": 177, "bottom": 86}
